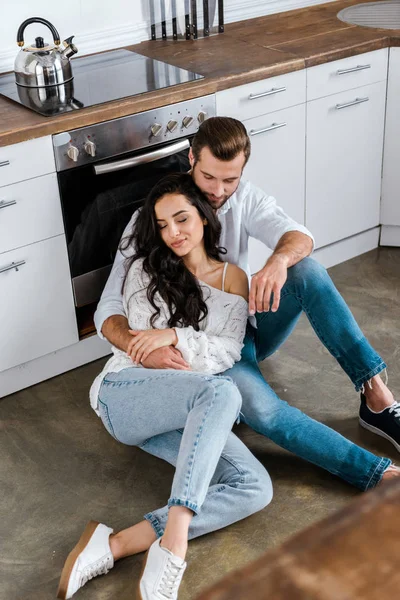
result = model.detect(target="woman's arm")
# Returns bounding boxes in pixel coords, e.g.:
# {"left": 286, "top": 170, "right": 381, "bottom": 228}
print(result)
{"left": 174, "top": 296, "right": 248, "bottom": 374}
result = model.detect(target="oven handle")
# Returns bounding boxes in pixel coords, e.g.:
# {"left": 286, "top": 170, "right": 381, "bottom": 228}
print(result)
{"left": 94, "top": 139, "right": 191, "bottom": 175}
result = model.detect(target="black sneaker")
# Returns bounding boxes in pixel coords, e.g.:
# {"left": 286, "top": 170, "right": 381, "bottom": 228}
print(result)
{"left": 359, "top": 393, "right": 400, "bottom": 453}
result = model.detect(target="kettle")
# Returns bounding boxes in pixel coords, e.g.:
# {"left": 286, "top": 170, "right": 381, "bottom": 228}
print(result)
{"left": 14, "top": 17, "right": 78, "bottom": 88}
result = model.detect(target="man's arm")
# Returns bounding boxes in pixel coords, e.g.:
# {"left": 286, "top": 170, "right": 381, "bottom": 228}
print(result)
{"left": 249, "top": 231, "right": 313, "bottom": 315}
{"left": 272, "top": 230, "right": 314, "bottom": 269}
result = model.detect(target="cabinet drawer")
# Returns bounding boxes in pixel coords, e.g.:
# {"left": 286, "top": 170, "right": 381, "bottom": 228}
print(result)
{"left": 0, "top": 235, "right": 78, "bottom": 372}
{"left": 307, "top": 49, "right": 388, "bottom": 101}
{"left": 0, "top": 173, "right": 64, "bottom": 254}
{"left": 243, "top": 104, "right": 306, "bottom": 225}
{"left": 0, "top": 136, "right": 55, "bottom": 188}
{"left": 216, "top": 70, "right": 306, "bottom": 121}
{"left": 306, "top": 81, "right": 386, "bottom": 248}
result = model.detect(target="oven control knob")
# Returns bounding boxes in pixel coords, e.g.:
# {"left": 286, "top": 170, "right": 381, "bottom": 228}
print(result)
{"left": 67, "top": 145, "right": 79, "bottom": 162}
{"left": 198, "top": 111, "right": 207, "bottom": 124}
{"left": 182, "top": 116, "right": 194, "bottom": 129}
{"left": 151, "top": 123, "right": 163, "bottom": 137}
{"left": 84, "top": 140, "right": 96, "bottom": 157}
{"left": 167, "top": 120, "right": 178, "bottom": 133}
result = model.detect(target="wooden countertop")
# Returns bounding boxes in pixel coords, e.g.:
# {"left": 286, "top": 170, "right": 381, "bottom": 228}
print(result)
{"left": 1, "top": 0, "right": 399, "bottom": 148}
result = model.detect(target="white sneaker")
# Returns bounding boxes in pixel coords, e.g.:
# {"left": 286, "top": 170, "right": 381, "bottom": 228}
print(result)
{"left": 138, "top": 539, "right": 187, "bottom": 600}
{"left": 57, "top": 521, "right": 114, "bottom": 599}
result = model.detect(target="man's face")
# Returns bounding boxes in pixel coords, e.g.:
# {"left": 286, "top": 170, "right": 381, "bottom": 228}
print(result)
{"left": 189, "top": 146, "right": 246, "bottom": 211}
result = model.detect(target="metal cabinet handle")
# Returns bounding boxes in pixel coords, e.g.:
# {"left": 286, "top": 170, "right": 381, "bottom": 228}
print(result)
{"left": 0, "top": 199, "right": 17, "bottom": 210}
{"left": 0, "top": 260, "right": 26, "bottom": 274}
{"left": 94, "top": 139, "right": 190, "bottom": 175}
{"left": 335, "top": 97, "right": 369, "bottom": 110}
{"left": 0, "top": 160, "right": 10, "bottom": 168}
{"left": 249, "top": 122, "right": 287, "bottom": 136}
{"left": 336, "top": 64, "right": 371, "bottom": 75}
{"left": 248, "top": 87, "right": 286, "bottom": 100}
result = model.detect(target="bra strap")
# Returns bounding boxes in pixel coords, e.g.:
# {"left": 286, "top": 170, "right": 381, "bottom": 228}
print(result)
{"left": 222, "top": 262, "right": 229, "bottom": 292}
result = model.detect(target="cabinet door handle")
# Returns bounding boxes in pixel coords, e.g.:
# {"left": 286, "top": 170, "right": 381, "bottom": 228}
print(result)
{"left": 248, "top": 87, "right": 286, "bottom": 100}
{"left": 0, "top": 160, "right": 10, "bottom": 168}
{"left": 249, "top": 122, "right": 287, "bottom": 136}
{"left": 0, "top": 260, "right": 26, "bottom": 274}
{"left": 335, "top": 97, "right": 369, "bottom": 110}
{"left": 336, "top": 64, "right": 371, "bottom": 75}
{"left": 0, "top": 199, "right": 17, "bottom": 210}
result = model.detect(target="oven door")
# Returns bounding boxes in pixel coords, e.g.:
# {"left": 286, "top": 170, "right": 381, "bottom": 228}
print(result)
{"left": 58, "top": 138, "right": 192, "bottom": 307}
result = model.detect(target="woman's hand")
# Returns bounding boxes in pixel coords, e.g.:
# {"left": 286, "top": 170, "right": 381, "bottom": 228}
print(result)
{"left": 127, "top": 328, "right": 178, "bottom": 365}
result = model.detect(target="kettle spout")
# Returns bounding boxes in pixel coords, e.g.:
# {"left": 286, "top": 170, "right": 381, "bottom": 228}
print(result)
{"left": 62, "top": 36, "right": 78, "bottom": 59}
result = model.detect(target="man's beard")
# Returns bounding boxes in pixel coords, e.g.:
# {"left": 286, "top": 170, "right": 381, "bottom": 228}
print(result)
{"left": 206, "top": 194, "right": 230, "bottom": 211}
{"left": 191, "top": 164, "right": 239, "bottom": 211}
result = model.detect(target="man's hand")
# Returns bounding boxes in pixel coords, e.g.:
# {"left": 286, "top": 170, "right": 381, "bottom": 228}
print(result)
{"left": 249, "top": 255, "right": 288, "bottom": 315}
{"left": 127, "top": 328, "right": 179, "bottom": 365}
{"left": 140, "top": 346, "right": 190, "bottom": 370}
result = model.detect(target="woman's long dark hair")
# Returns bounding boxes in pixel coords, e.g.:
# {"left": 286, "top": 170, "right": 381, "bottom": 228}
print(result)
{"left": 120, "top": 173, "right": 226, "bottom": 330}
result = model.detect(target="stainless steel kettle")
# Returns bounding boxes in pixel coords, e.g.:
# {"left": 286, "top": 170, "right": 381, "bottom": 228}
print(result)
{"left": 14, "top": 17, "right": 78, "bottom": 88}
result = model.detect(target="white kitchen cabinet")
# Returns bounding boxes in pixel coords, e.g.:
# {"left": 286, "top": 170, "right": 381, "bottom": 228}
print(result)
{"left": 381, "top": 47, "right": 400, "bottom": 245}
{"left": 306, "top": 80, "right": 386, "bottom": 248}
{"left": 0, "top": 173, "right": 64, "bottom": 255}
{"left": 243, "top": 104, "right": 306, "bottom": 224}
{"left": 0, "top": 235, "right": 78, "bottom": 372}
{"left": 216, "top": 70, "right": 306, "bottom": 121}
{"left": 307, "top": 49, "right": 388, "bottom": 101}
{"left": 217, "top": 72, "right": 307, "bottom": 274}
{"left": 0, "top": 136, "right": 55, "bottom": 187}
{"left": 244, "top": 104, "right": 306, "bottom": 274}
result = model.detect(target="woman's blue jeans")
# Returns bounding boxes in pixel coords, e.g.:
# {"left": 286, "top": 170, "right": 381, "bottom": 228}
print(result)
{"left": 98, "top": 369, "right": 273, "bottom": 539}
{"left": 224, "top": 257, "right": 390, "bottom": 491}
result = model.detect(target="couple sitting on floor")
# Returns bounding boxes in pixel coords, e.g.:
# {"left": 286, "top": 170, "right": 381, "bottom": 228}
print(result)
{"left": 57, "top": 117, "right": 400, "bottom": 600}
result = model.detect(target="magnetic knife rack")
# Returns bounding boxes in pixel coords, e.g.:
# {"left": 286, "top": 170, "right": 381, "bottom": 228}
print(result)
{"left": 150, "top": 0, "right": 224, "bottom": 41}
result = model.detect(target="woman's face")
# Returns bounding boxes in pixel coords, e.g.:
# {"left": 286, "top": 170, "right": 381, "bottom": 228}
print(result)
{"left": 155, "top": 193, "right": 206, "bottom": 257}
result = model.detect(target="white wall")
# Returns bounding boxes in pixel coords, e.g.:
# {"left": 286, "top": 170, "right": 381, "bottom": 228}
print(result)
{"left": 0, "top": 0, "right": 336, "bottom": 73}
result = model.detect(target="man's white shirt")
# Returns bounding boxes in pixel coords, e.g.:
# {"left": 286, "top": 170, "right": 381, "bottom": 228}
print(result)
{"left": 94, "top": 178, "right": 314, "bottom": 338}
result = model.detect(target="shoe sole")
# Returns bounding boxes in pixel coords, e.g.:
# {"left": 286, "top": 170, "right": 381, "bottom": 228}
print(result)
{"left": 359, "top": 418, "right": 400, "bottom": 453}
{"left": 57, "top": 520, "right": 100, "bottom": 600}
{"left": 136, "top": 548, "right": 150, "bottom": 600}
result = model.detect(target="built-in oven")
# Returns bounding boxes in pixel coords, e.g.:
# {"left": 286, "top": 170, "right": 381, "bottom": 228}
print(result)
{"left": 53, "top": 95, "right": 216, "bottom": 314}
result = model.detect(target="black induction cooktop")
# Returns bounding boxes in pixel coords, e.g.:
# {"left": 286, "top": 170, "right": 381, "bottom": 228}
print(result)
{"left": 0, "top": 49, "right": 204, "bottom": 117}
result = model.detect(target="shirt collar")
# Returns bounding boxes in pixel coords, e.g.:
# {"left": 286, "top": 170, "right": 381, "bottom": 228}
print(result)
{"left": 216, "top": 197, "right": 233, "bottom": 217}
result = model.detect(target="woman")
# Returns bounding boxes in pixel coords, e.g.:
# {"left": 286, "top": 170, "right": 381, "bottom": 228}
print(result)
{"left": 57, "top": 174, "right": 273, "bottom": 600}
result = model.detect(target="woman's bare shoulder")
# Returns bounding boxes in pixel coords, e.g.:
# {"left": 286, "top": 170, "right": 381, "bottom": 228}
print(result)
{"left": 224, "top": 264, "right": 249, "bottom": 301}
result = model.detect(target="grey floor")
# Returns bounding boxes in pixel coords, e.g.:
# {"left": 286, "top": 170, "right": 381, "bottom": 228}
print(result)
{"left": 1, "top": 248, "right": 399, "bottom": 600}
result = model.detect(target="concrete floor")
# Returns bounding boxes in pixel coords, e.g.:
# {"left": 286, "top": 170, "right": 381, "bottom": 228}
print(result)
{"left": 1, "top": 247, "right": 399, "bottom": 600}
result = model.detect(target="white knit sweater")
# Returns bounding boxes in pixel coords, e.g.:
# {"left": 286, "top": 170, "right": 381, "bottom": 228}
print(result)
{"left": 90, "top": 258, "right": 249, "bottom": 414}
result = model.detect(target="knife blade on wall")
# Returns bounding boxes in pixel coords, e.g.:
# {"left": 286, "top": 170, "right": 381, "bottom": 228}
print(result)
{"left": 150, "top": 0, "right": 156, "bottom": 39}
{"left": 160, "top": 0, "right": 167, "bottom": 39}
{"left": 218, "top": 0, "right": 224, "bottom": 32}
{"left": 171, "top": 0, "right": 178, "bottom": 39}
{"left": 185, "top": 0, "right": 191, "bottom": 39}
{"left": 191, "top": 0, "right": 198, "bottom": 38}
{"left": 203, "top": 0, "right": 210, "bottom": 36}
{"left": 209, "top": 0, "right": 217, "bottom": 32}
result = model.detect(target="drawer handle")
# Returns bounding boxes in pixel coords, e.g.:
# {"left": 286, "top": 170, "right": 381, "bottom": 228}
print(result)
{"left": 335, "top": 97, "right": 369, "bottom": 110}
{"left": 0, "top": 199, "right": 17, "bottom": 210}
{"left": 0, "top": 260, "right": 26, "bottom": 274}
{"left": 336, "top": 64, "right": 371, "bottom": 75}
{"left": 249, "top": 122, "right": 287, "bottom": 136}
{"left": 248, "top": 87, "right": 286, "bottom": 100}
{"left": 0, "top": 160, "right": 10, "bottom": 168}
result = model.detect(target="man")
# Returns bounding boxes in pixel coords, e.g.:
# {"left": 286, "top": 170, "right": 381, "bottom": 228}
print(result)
{"left": 95, "top": 117, "right": 400, "bottom": 488}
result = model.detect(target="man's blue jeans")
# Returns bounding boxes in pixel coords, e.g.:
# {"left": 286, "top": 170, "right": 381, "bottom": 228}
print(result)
{"left": 225, "top": 257, "right": 391, "bottom": 491}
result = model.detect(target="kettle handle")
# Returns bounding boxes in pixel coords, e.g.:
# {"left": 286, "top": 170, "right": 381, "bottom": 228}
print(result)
{"left": 17, "top": 17, "right": 61, "bottom": 47}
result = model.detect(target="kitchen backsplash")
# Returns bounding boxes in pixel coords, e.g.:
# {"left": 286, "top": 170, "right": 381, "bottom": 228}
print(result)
{"left": 0, "top": 0, "right": 336, "bottom": 73}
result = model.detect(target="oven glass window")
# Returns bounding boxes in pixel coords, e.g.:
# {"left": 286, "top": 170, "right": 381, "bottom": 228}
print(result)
{"left": 58, "top": 146, "right": 191, "bottom": 280}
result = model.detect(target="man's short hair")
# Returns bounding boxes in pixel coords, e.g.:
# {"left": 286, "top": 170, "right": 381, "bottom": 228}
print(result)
{"left": 191, "top": 117, "right": 251, "bottom": 166}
